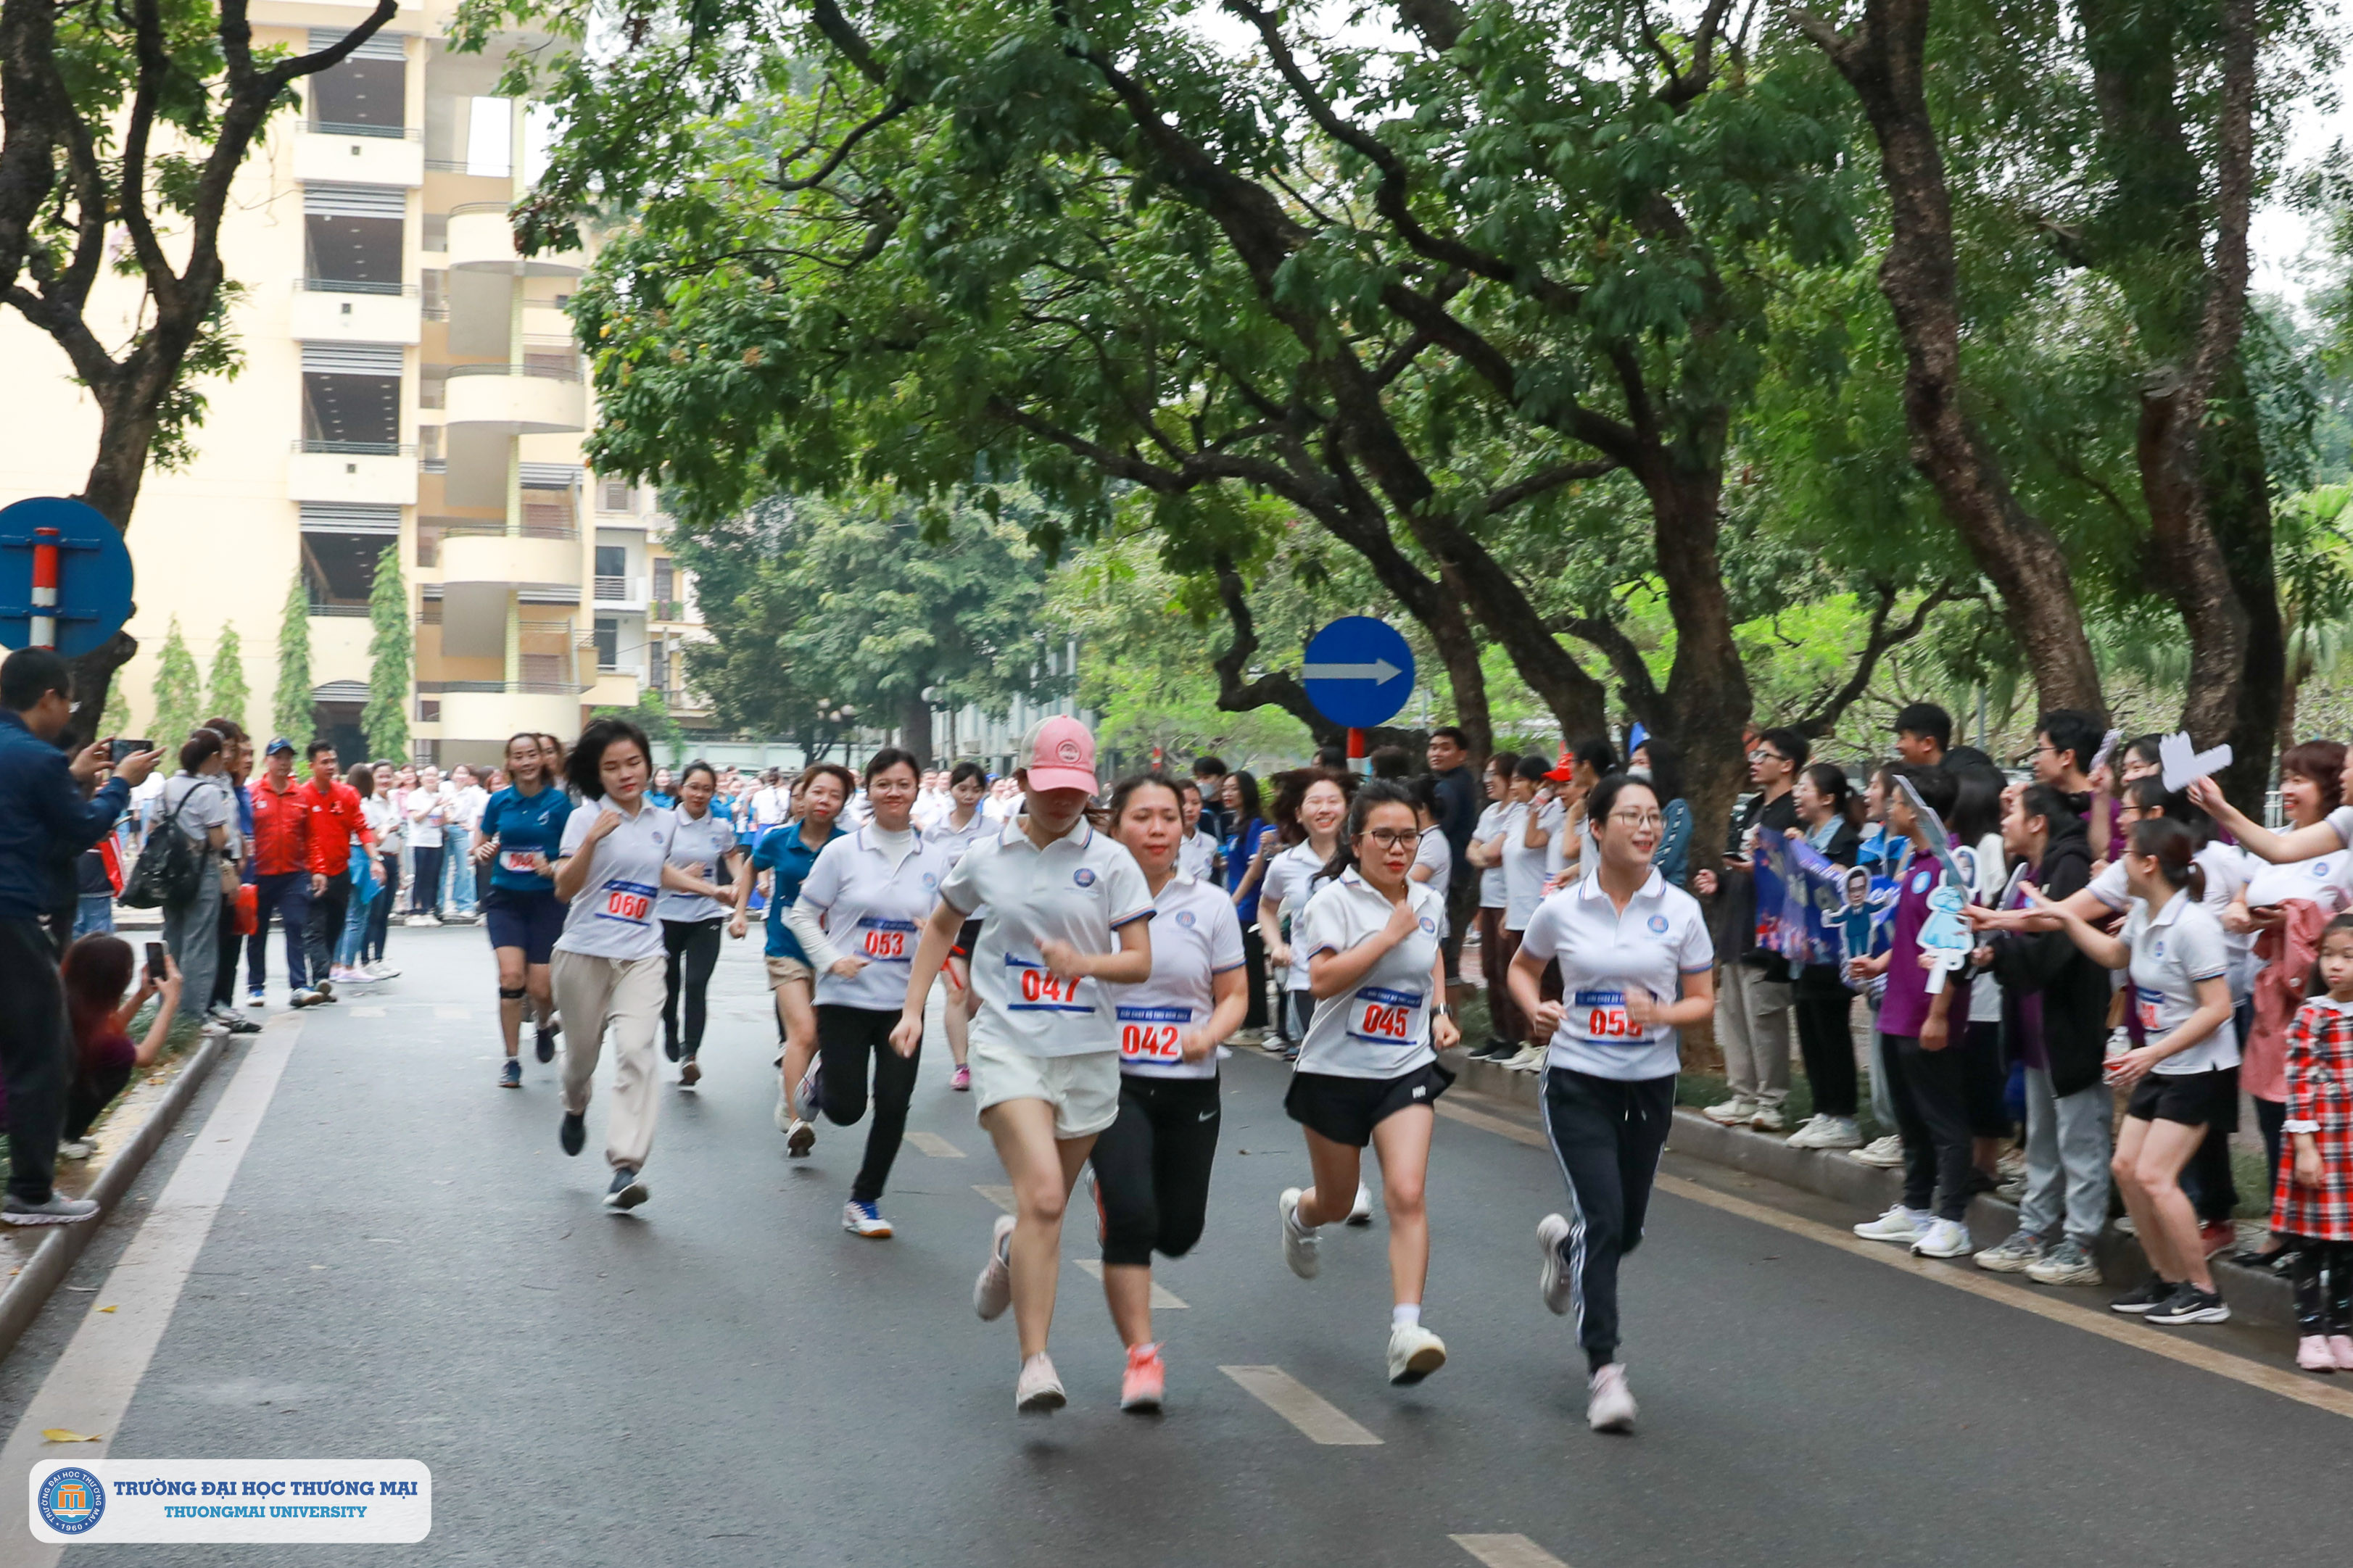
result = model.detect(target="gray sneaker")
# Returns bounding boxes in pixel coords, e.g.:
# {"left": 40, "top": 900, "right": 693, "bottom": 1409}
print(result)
{"left": 1974, "top": 1229, "right": 2046, "bottom": 1273}
{"left": 2, "top": 1193, "right": 99, "bottom": 1226}
{"left": 2025, "top": 1237, "right": 2104, "bottom": 1286}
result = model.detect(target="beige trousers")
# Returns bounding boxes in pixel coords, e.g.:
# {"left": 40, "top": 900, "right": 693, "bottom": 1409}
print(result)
{"left": 551, "top": 949, "right": 668, "bottom": 1171}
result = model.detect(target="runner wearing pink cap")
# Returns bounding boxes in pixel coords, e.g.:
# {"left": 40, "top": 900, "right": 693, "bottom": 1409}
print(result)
{"left": 891, "top": 715, "right": 1155, "bottom": 1414}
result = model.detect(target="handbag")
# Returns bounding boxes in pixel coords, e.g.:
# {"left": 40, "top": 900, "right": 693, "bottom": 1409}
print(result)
{"left": 121, "top": 792, "right": 202, "bottom": 908}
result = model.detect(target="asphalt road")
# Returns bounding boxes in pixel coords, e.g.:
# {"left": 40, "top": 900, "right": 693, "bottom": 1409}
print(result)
{"left": 7, "top": 924, "right": 2352, "bottom": 1568}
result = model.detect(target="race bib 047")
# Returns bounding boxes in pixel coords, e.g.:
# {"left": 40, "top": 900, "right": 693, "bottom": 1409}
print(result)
{"left": 1006, "top": 953, "right": 1092, "bottom": 1013}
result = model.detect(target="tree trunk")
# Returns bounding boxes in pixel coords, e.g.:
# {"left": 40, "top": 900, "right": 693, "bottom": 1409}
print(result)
{"left": 1648, "top": 465, "right": 1750, "bottom": 871}
{"left": 1807, "top": 0, "right": 2106, "bottom": 718}
{"left": 898, "top": 690, "right": 934, "bottom": 766}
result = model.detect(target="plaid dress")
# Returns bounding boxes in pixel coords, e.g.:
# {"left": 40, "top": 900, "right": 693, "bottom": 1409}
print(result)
{"left": 2273, "top": 997, "right": 2353, "bottom": 1243}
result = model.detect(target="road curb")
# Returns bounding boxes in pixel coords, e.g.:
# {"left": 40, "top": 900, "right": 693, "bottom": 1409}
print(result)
{"left": 0, "top": 1029, "right": 228, "bottom": 1363}
{"left": 1440, "top": 1048, "right": 2298, "bottom": 1330}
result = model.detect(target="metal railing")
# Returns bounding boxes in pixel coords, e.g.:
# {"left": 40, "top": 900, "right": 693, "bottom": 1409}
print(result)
{"left": 449, "top": 200, "right": 515, "bottom": 217}
{"left": 293, "top": 439, "right": 413, "bottom": 457}
{"left": 415, "top": 679, "right": 587, "bottom": 696}
{"left": 593, "top": 575, "right": 634, "bottom": 601}
{"left": 440, "top": 521, "right": 580, "bottom": 542}
{"left": 308, "top": 121, "right": 418, "bottom": 140}
{"left": 445, "top": 360, "right": 582, "bottom": 384}
{"left": 297, "top": 277, "right": 415, "bottom": 296}
{"left": 307, "top": 602, "right": 370, "bottom": 618}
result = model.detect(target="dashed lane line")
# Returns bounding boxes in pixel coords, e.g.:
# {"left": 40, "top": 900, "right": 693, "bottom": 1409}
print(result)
{"left": 905, "top": 1131, "right": 964, "bottom": 1158}
{"left": 1069, "top": 1258, "right": 1186, "bottom": 1308}
{"left": 972, "top": 1184, "right": 1016, "bottom": 1213}
{"left": 1451, "top": 1535, "right": 1571, "bottom": 1568}
{"left": 1218, "top": 1366, "right": 1382, "bottom": 1445}
{"left": 1431, "top": 1091, "right": 2353, "bottom": 1423}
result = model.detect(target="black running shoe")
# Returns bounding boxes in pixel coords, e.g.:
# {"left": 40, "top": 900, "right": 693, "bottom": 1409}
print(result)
{"left": 663, "top": 1033, "right": 681, "bottom": 1063}
{"left": 2109, "top": 1274, "right": 2174, "bottom": 1315}
{"left": 2145, "top": 1284, "right": 2230, "bottom": 1325}
{"left": 536, "top": 1018, "right": 558, "bottom": 1063}
{"left": 605, "top": 1166, "right": 648, "bottom": 1211}
{"left": 559, "top": 1111, "right": 585, "bottom": 1156}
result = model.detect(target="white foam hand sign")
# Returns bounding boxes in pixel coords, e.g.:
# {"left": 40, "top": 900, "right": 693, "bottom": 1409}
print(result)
{"left": 2158, "top": 732, "right": 2233, "bottom": 792}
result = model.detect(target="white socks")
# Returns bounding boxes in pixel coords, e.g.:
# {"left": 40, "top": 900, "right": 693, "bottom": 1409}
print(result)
{"left": 1392, "top": 1303, "right": 1422, "bottom": 1329}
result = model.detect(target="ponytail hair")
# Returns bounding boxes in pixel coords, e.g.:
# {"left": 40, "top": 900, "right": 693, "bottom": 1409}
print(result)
{"left": 1107, "top": 771, "right": 1183, "bottom": 825}
{"left": 2131, "top": 816, "right": 2205, "bottom": 903}
{"left": 1320, "top": 779, "right": 1419, "bottom": 884}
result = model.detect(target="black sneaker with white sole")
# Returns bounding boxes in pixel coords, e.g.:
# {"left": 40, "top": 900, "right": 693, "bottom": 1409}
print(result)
{"left": 559, "top": 1111, "right": 586, "bottom": 1156}
{"left": 535, "top": 1019, "right": 558, "bottom": 1063}
{"left": 2109, "top": 1274, "right": 2175, "bottom": 1314}
{"left": 2144, "top": 1284, "right": 2229, "bottom": 1325}
{"left": 605, "top": 1167, "right": 649, "bottom": 1210}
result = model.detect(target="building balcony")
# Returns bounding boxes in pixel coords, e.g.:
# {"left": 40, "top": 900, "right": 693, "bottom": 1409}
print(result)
{"left": 444, "top": 362, "right": 585, "bottom": 435}
{"left": 593, "top": 575, "right": 648, "bottom": 612}
{"left": 293, "top": 124, "right": 423, "bottom": 188}
{"left": 422, "top": 684, "right": 586, "bottom": 742}
{"left": 447, "top": 202, "right": 585, "bottom": 277}
{"left": 290, "top": 278, "right": 421, "bottom": 344}
{"left": 287, "top": 441, "right": 417, "bottom": 505}
{"left": 584, "top": 671, "right": 641, "bottom": 709}
{"left": 439, "top": 525, "right": 582, "bottom": 592}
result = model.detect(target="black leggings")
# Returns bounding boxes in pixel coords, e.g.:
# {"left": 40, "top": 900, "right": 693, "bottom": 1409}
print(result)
{"left": 1240, "top": 926, "right": 1270, "bottom": 1029}
{"left": 661, "top": 918, "right": 722, "bottom": 1058}
{"left": 816, "top": 1005, "right": 921, "bottom": 1204}
{"left": 1792, "top": 973, "right": 1856, "bottom": 1118}
{"left": 1091, "top": 1073, "right": 1221, "bottom": 1267}
{"left": 1539, "top": 1066, "right": 1676, "bottom": 1373}
{"left": 2289, "top": 1240, "right": 2353, "bottom": 1335}
{"left": 412, "top": 846, "right": 444, "bottom": 919}
{"left": 1884, "top": 1032, "right": 1975, "bottom": 1222}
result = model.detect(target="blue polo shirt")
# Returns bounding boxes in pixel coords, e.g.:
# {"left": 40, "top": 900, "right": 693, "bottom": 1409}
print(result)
{"left": 752, "top": 821, "right": 845, "bottom": 961}
{"left": 479, "top": 784, "right": 573, "bottom": 895}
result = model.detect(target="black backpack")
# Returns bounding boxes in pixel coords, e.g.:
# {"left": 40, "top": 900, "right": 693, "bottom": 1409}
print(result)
{"left": 120, "top": 790, "right": 204, "bottom": 908}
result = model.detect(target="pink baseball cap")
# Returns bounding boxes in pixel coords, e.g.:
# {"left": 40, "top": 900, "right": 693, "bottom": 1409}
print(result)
{"left": 1019, "top": 715, "right": 1100, "bottom": 795}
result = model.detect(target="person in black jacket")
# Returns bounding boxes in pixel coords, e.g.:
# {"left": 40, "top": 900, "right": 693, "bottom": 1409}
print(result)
{"left": 1969, "top": 784, "right": 2112, "bottom": 1285}
{"left": 1785, "top": 763, "right": 1866, "bottom": 1150}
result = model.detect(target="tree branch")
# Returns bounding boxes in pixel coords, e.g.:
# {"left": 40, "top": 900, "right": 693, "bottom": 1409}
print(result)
{"left": 1210, "top": 553, "right": 1332, "bottom": 736}
{"left": 1792, "top": 581, "right": 1959, "bottom": 737}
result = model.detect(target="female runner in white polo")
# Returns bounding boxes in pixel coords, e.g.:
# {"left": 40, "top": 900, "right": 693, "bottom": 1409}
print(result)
{"left": 782, "top": 747, "right": 954, "bottom": 1239}
{"left": 1091, "top": 771, "right": 1248, "bottom": 1411}
{"left": 1277, "top": 779, "right": 1460, "bottom": 1386}
{"left": 925, "top": 760, "right": 994, "bottom": 1092}
{"left": 892, "top": 717, "right": 1152, "bottom": 1414}
{"left": 1507, "top": 771, "right": 1714, "bottom": 1433}
{"left": 547, "top": 718, "right": 725, "bottom": 1211}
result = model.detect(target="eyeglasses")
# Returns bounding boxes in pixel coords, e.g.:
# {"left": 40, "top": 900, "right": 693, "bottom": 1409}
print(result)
{"left": 1748, "top": 748, "right": 1787, "bottom": 763}
{"left": 1362, "top": 828, "right": 1423, "bottom": 849}
{"left": 1607, "top": 810, "right": 1664, "bottom": 829}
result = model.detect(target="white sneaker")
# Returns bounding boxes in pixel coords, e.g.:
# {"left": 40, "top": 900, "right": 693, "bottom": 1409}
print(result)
{"left": 1911, "top": 1218, "right": 1974, "bottom": 1258}
{"left": 1386, "top": 1321, "right": 1447, "bottom": 1385}
{"left": 1537, "top": 1214, "right": 1574, "bottom": 1315}
{"left": 58, "top": 1139, "right": 94, "bottom": 1161}
{"left": 841, "top": 1199, "right": 892, "bottom": 1237}
{"left": 1506, "top": 1044, "right": 1546, "bottom": 1072}
{"left": 1849, "top": 1134, "right": 1905, "bottom": 1168}
{"left": 198, "top": 1020, "right": 231, "bottom": 1038}
{"left": 774, "top": 1084, "right": 794, "bottom": 1134}
{"left": 1853, "top": 1204, "right": 1932, "bottom": 1244}
{"left": 973, "top": 1214, "right": 1015, "bottom": 1320}
{"left": 1748, "top": 1104, "right": 1787, "bottom": 1132}
{"left": 1016, "top": 1351, "right": 1066, "bottom": 1414}
{"left": 365, "top": 961, "right": 400, "bottom": 980}
{"left": 1587, "top": 1363, "right": 1637, "bottom": 1432}
{"left": 1278, "top": 1187, "right": 1320, "bottom": 1279}
{"left": 1701, "top": 1096, "right": 1758, "bottom": 1127}
{"left": 1787, "top": 1113, "right": 1864, "bottom": 1150}
{"left": 1347, "top": 1182, "right": 1374, "bottom": 1225}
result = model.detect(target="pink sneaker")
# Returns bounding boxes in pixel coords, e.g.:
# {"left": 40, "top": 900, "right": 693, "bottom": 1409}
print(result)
{"left": 2332, "top": 1335, "right": 2353, "bottom": 1371}
{"left": 2298, "top": 1335, "right": 2339, "bottom": 1372}
{"left": 1120, "top": 1342, "right": 1165, "bottom": 1413}
{"left": 951, "top": 1065, "right": 972, "bottom": 1092}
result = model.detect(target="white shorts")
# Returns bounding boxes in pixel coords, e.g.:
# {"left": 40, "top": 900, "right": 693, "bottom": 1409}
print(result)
{"left": 968, "top": 1037, "right": 1120, "bottom": 1140}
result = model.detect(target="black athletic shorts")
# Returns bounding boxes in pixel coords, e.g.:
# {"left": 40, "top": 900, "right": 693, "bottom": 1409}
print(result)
{"left": 1284, "top": 1061, "right": 1455, "bottom": 1148}
{"left": 2127, "top": 1066, "right": 2239, "bottom": 1131}
{"left": 482, "top": 886, "right": 565, "bottom": 965}
{"left": 951, "top": 918, "right": 984, "bottom": 961}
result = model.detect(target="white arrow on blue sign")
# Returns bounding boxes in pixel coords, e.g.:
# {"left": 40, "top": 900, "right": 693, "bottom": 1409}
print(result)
{"left": 1302, "top": 617, "right": 1415, "bottom": 730}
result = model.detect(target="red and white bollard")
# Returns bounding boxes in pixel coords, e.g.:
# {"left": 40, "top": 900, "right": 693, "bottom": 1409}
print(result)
{"left": 29, "top": 525, "right": 59, "bottom": 648}
{"left": 1347, "top": 726, "right": 1366, "bottom": 774}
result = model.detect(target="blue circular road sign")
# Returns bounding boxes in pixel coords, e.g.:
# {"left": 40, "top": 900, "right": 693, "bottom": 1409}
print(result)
{"left": 1302, "top": 616, "right": 1416, "bottom": 729}
{"left": 0, "top": 497, "right": 133, "bottom": 657}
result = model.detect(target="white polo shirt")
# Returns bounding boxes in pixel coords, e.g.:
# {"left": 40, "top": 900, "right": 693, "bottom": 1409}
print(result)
{"left": 555, "top": 800, "right": 677, "bottom": 962}
{"left": 1259, "top": 842, "right": 1333, "bottom": 993}
{"left": 2092, "top": 842, "right": 2257, "bottom": 997}
{"left": 656, "top": 805, "right": 740, "bottom": 922}
{"left": 1293, "top": 871, "right": 1448, "bottom": 1079}
{"left": 1178, "top": 829, "right": 1218, "bottom": 882}
{"left": 1514, "top": 868, "right": 1713, "bottom": 1081}
{"left": 2122, "top": 889, "right": 2238, "bottom": 1074}
{"left": 1502, "top": 801, "right": 1550, "bottom": 930}
{"left": 924, "top": 809, "right": 996, "bottom": 920}
{"left": 1107, "top": 872, "right": 1245, "bottom": 1081}
{"left": 1413, "top": 824, "right": 1452, "bottom": 889}
{"left": 1473, "top": 802, "right": 1508, "bottom": 908}
{"left": 940, "top": 819, "right": 1154, "bottom": 1058}
{"left": 793, "top": 825, "right": 956, "bottom": 1011}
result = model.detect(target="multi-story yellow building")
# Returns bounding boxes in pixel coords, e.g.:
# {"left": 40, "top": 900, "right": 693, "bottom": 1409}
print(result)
{"left": 0, "top": 0, "right": 708, "bottom": 767}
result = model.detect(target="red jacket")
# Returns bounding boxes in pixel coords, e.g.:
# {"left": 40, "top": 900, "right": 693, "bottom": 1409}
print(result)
{"left": 249, "top": 773, "right": 312, "bottom": 876}
{"left": 297, "top": 776, "right": 370, "bottom": 876}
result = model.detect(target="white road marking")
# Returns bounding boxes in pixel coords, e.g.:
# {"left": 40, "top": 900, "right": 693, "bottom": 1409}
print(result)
{"left": 972, "top": 1184, "right": 1017, "bottom": 1213}
{"left": 1433, "top": 1091, "right": 2353, "bottom": 1424}
{"left": 1452, "top": 1534, "right": 1570, "bottom": 1568}
{"left": 1069, "top": 1258, "right": 1186, "bottom": 1308}
{"left": 1218, "top": 1366, "right": 1381, "bottom": 1445}
{"left": 904, "top": 1131, "right": 964, "bottom": 1158}
{"left": 350, "top": 1005, "right": 386, "bottom": 1018}
{"left": 0, "top": 1019, "right": 303, "bottom": 1567}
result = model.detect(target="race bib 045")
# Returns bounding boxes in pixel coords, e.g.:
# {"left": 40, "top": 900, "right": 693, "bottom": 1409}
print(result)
{"left": 1345, "top": 984, "right": 1425, "bottom": 1047}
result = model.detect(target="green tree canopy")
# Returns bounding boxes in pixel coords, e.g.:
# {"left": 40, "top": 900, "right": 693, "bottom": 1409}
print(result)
{"left": 149, "top": 616, "right": 202, "bottom": 751}
{"left": 273, "top": 571, "right": 315, "bottom": 746}
{"left": 205, "top": 621, "right": 251, "bottom": 736}
{"left": 362, "top": 547, "right": 410, "bottom": 761}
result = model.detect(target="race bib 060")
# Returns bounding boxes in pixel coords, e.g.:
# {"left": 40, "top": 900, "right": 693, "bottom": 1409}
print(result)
{"left": 595, "top": 879, "right": 656, "bottom": 926}
{"left": 1345, "top": 984, "right": 1424, "bottom": 1047}
{"left": 1117, "top": 1004, "right": 1191, "bottom": 1063}
{"left": 498, "top": 849, "right": 539, "bottom": 874}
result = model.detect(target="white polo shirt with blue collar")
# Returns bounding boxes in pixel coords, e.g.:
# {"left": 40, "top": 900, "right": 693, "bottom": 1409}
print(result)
{"left": 1513, "top": 866, "right": 1713, "bottom": 1081}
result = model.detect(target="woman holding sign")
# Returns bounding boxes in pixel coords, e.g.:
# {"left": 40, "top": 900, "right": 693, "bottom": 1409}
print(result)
{"left": 1507, "top": 773, "right": 1714, "bottom": 1434}
{"left": 1087, "top": 773, "right": 1249, "bottom": 1411}
{"left": 475, "top": 731, "right": 574, "bottom": 1088}
{"left": 1276, "top": 779, "right": 1460, "bottom": 1387}
{"left": 780, "top": 749, "right": 954, "bottom": 1239}
{"left": 548, "top": 718, "right": 724, "bottom": 1211}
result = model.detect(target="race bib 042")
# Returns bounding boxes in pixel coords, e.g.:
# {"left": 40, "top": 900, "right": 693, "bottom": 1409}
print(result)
{"left": 1116, "top": 1004, "right": 1192, "bottom": 1063}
